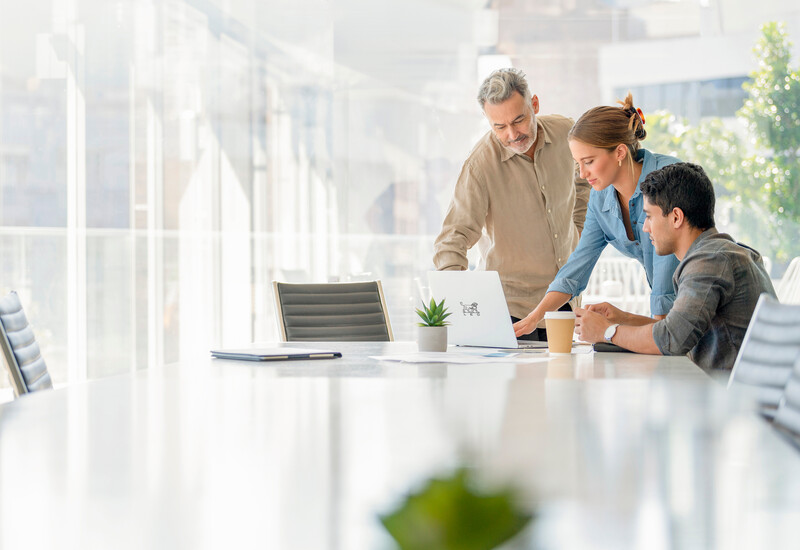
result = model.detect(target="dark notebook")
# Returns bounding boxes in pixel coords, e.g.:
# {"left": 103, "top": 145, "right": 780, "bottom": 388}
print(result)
{"left": 592, "top": 342, "right": 634, "bottom": 353}
{"left": 210, "top": 347, "right": 342, "bottom": 362}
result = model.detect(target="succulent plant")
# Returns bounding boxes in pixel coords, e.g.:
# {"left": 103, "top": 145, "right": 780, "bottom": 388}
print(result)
{"left": 415, "top": 298, "right": 452, "bottom": 327}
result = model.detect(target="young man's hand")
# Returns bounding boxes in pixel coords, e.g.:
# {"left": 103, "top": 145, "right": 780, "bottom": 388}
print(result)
{"left": 574, "top": 307, "right": 612, "bottom": 343}
{"left": 585, "top": 301, "right": 625, "bottom": 324}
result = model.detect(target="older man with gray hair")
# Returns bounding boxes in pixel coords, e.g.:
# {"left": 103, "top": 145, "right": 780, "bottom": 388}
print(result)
{"left": 433, "top": 68, "right": 590, "bottom": 341}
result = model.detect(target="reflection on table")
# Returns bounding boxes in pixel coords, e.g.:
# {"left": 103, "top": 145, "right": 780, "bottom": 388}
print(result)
{"left": 1, "top": 342, "right": 798, "bottom": 549}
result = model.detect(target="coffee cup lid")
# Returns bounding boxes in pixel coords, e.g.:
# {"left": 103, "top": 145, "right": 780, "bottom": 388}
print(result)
{"left": 544, "top": 311, "right": 576, "bottom": 320}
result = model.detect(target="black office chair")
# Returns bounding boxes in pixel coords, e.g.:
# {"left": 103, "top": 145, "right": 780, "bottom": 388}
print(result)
{"left": 0, "top": 291, "right": 53, "bottom": 397}
{"left": 728, "top": 293, "right": 800, "bottom": 417}
{"left": 273, "top": 281, "right": 394, "bottom": 342}
{"left": 773, "top": 353, "right": 800, "bottom": 445}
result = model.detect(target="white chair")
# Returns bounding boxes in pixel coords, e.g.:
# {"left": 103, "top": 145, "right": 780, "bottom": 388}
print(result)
{"left": 584, "top": 254, "right": 650, "bottom": 316}
{"left": 776, "top": 256, "right": 800, "bottom": 304}
{"left": 0, "top": 291, "right": 53, "bottom": 397}
{"left": 762, "top": 255, "right": 773, "bottom": 279}
{"left": 773, "top": 353, "right": 800, "bottom": 445}
{"left": 728, "top": 294, "right": 800, "bottom": 417}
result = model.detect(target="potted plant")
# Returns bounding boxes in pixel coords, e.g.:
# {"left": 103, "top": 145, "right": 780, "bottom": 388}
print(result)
{"left": 380, "top": 466, "right": 534, "bottom": 550}
{"left": 415, "top": 298, "right": 451, "bottom": 352}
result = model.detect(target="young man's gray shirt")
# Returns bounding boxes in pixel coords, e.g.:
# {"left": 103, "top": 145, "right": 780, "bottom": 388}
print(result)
{"left": 651, "top": 228, "right": 776, "bottom": 372}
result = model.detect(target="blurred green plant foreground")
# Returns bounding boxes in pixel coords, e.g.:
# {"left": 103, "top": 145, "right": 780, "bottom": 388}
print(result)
{"left": 645, "top": 21, "right": 800, "bottom": 271}
{"left": 380, "top": 467, "right": 534, "bottom": 550}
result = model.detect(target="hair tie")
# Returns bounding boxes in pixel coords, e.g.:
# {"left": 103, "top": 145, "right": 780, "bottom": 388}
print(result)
{"left": 636, "top": 108, "right": 646, "bottom": 126}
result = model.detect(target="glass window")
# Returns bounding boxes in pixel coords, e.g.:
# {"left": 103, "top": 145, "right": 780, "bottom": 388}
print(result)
{"left": 0, "top": 0, "right": 794, "bottom": 395}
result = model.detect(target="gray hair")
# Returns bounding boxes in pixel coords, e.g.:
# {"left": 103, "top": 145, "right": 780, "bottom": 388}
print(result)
{"left": 477, "top": 68, "right": 532, "bottom": 109}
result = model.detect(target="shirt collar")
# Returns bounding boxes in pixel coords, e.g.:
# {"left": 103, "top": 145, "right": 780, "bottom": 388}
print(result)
{"left": 685, "top": 227, "right": 719, "bottom": 256}
{"left": 637, "top": 149, "right": 656, "bottom": 189}
{"left": 600, "top": 148, "right": 650, "bottom": 212}
{"left": 496, "top": 118, "right": 550, "bottom": 162}
{"left": 600, "top": 187, "right": 618, "bottom": 213}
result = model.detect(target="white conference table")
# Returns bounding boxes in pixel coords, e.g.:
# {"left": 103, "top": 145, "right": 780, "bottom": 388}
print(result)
{"left": 1, "top": 342, "right": 800, "bottom": 550}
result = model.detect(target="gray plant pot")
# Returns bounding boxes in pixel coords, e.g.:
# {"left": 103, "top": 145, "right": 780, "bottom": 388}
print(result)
{"left": 417, "top": 326, "right": 448, "bottom": 352}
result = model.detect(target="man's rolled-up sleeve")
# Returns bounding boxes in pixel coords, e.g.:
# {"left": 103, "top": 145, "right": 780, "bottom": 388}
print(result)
{"left": 433, "top": 164, "right": 488, "bottom": 271}
{"left": 572, "top": 163, "right": 591, "bottom": 233}
{"left": 651, "top": 254, "right": 734, "bottom": 355}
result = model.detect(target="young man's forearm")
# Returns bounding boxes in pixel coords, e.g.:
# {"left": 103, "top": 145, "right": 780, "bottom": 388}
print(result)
{"left": 620, "top": 311, "right": 660, "bottom": 326}
{"left": 611, "top": 324, "right": 662, "bottom": 355}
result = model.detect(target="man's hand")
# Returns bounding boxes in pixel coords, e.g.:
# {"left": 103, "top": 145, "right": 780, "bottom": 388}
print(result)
{"left": 574, "top": 307, "right": 613, "bottom": 343}
{"left": 585, "top": 301, "right": 625, "bottom": 324}
{"left": 513, "top": 311, "right": 542, "bottom": 337}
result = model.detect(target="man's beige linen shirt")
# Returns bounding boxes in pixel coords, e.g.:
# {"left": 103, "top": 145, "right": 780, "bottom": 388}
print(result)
{"left": 433, "top": 115, "right": 590, "bottom": 320}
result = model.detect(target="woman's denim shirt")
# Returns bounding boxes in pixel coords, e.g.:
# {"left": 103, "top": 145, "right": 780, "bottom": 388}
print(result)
{"left": 547, "top": 149, "right": 681, "bottom": 316}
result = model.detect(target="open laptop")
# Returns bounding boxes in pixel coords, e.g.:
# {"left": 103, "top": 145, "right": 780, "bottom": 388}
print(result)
{"left": 427, "top": 270, "right": 548, "bottom": 350}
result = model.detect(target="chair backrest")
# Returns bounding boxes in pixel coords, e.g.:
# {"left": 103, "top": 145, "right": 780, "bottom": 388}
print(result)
{"left": 762, "top": 255, "right": 773, "bottom": 279}
{"left": 0, "top": 291, "right": 53, "bottom": 397}
{"left": 773, "top": 353, "right": 800, "bottom": 444}
{"left": 273, "top": 281, "right": 394, "bottom": 342}
{"left": 776, "top": 256, "right": 800, "bottom": 304}
{"left": 728, "top": 293, "right": 800, "bottom": 416}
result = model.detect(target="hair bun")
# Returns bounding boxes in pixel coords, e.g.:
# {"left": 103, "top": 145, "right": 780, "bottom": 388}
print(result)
{"left": 570, "top": 94, "right": 646, "bottom": 152}
{"left": 617, "top": 92, "right": 646, "bottom": 141}
{"left": 617, "top": 92, "right": 635, "bottom": 113}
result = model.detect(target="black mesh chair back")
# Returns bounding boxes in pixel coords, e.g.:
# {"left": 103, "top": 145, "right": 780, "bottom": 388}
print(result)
{"left": 773, "top": 354, "right": 800, "bottom": 443}
{"left": 728, "top": 293, "right": 800, "bottom": 417}
{"left": 273, "top": 281, "right": 394, "bottom": 342}
{"left": 0, "top": 291, "right": 53, "bottom": 397}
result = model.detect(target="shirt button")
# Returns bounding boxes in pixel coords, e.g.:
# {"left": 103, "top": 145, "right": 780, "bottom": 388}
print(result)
{"left": 554, "top": 234, "right": 558, "bottom": 239}
{"left": 541, "top": 186, "right": 545, "bottom": 191}
{"left": 558, "top": 258, "right": 562, "bottom": 262}
{"left": 547, "top": 209, "right": 551, "bottom": 214}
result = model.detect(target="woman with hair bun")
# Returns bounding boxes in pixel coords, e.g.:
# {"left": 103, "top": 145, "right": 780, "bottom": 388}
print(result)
{"left": 514, "top": 93, "right": 681, "bottom": 337}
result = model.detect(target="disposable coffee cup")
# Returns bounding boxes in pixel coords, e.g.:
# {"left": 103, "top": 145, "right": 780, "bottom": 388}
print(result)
{"left": 544, "top": 311, "right": 576, "bottom": 354}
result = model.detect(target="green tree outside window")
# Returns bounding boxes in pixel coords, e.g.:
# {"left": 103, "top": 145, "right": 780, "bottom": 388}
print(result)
{"left": 645, "top": 21, "right": 800, "bottom": 268}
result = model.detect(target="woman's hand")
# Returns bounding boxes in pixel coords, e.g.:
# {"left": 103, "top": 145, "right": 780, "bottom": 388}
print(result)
{"left": 513, "top": 311, "right": 542, "bottom": 337}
